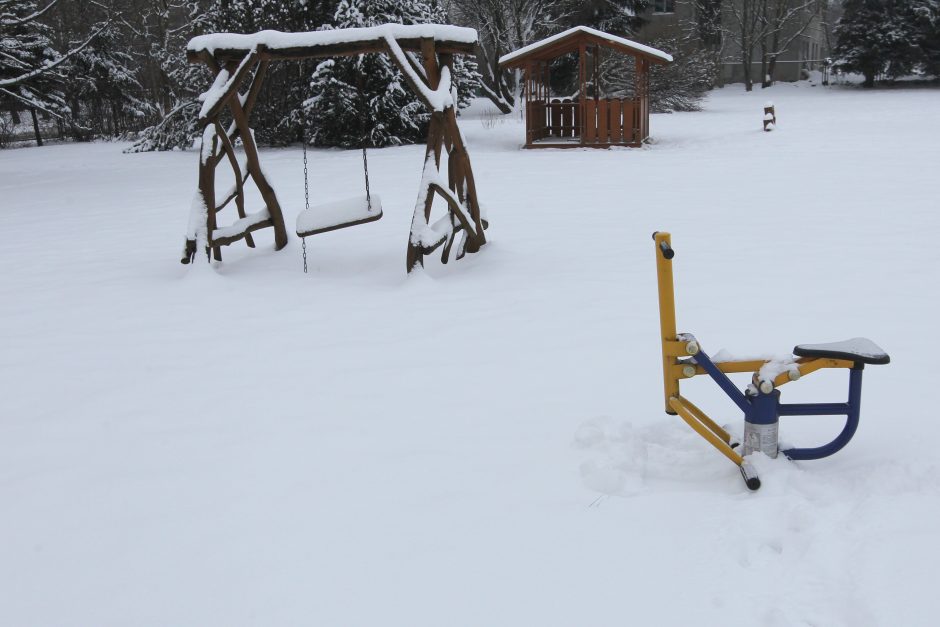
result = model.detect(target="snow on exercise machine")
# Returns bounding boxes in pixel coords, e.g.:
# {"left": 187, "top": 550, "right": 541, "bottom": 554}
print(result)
{"left": 181, "top": 25, "right": 488, "bottom": 273}
{"left": 653, "top": 231, "right": 889, "bottom": 490}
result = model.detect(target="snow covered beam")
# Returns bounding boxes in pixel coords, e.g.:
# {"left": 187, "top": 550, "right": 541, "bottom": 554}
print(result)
{"left": 187, "top": 25, "right": 478, "bottom": 65}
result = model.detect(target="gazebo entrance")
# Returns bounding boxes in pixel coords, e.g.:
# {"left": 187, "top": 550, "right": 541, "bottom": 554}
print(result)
{"left": 499, "top": 27, "right": 672, "bottom": 148}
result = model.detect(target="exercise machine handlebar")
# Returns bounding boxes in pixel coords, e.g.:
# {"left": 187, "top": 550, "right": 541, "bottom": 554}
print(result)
{"left": 652, "top": 232, "right": 674, "bottom": 259}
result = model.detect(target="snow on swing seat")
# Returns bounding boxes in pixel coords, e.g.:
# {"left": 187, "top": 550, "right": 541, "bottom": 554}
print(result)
{"left": 296, "top": 195, "right": 383, "bottom": 237}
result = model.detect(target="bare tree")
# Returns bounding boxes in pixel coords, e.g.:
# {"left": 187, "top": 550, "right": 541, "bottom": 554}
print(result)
{"left": 760, "top": 0, "right": 826, "bottom": 87}
{"left": 451, "top": 0, "right": 570, "bottom": 112}
{"left": 724, "top": 0, "right": 824, "bottom": 91}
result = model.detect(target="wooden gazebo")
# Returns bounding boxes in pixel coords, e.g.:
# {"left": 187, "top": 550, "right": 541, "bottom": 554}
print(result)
{"left": 499, "top": 27, "right": 672, "bottom": 148}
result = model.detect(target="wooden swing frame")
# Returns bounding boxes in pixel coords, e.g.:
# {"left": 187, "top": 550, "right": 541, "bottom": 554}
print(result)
{"left": 182, "top": 26, "right": 488, "bottom": 273}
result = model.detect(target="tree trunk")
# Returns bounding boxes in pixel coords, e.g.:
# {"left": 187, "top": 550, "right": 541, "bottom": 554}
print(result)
{"left": 765, "top": 54, "right": 779, "bottom": 87}
{"left": 741, "top": 19, "right": 753, "bottom": 91}
{"left": 764, "top": 28, "right": 782, "bottom": 88}
{"left": 742, "top": 48, "right": 753, "bottom": 91}
{"left": 30, "top": 108, "right": 43, "bottom": 146}
{"left": 759, "top": 46, "right": 769, "bottom": 88}
{"left": 863, "top": 71, "right": 875, "bottom": 88}
{"left": 478, "top": 52, "right": 513, "bottom": 114}
{"left": 11, "top": 109, "right": 21, "bottom": 125}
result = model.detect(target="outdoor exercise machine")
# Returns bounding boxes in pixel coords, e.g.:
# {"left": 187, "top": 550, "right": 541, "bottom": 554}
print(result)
{"left": 180, "top": 24, "right": 488, "bottom": 273}
{"left": 653, "top": 231, "right": 890, "bottom": 490}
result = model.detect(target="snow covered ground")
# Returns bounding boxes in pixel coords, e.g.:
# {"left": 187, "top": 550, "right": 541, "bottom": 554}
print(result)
{"left": 2, "top": 82, "right": 939, "bottom": 626}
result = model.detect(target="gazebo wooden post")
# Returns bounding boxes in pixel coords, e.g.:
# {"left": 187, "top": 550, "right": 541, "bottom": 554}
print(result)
{"left": 641, "top": 58, "right": 650, "bottom": 141}
{"left": 635, "top": 56, "right": 650, "bottom": 143}
{"left": 578, "top": 43, "right": 586, "bottom": 145}
{"left": 543, "top": 60, "right": 548, "bottom": 138}
{"left": 524, "top": 61, "right": 533, "bottom": 146}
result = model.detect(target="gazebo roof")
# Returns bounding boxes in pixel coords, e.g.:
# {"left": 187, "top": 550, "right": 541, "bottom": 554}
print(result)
{"left": 498, "top": 26, "right": 673, "bottom": 68}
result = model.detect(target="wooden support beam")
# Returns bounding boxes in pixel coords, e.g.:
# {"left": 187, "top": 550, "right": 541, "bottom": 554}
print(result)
{"left": 199, "top": 48, "right": 260, "bottom": 125}
{"left": 188, "top": 38, "right": 477, "bottom": 66}
{"left": 214, "top": 119, "right": 255, "bottom": 248}
{"left": 226, "top": 94, "right": 289, "bottom": 251}
{"left": 212, "top": 218, "right": 275, "bottom": 247}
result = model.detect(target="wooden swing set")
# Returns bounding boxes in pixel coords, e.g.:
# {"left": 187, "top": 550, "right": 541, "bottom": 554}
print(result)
{"left": 181, "top": 25, "right": 488, "bottom": 273}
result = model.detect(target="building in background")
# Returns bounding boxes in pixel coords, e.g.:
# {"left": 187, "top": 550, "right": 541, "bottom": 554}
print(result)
{"left": 636, "top": 0, "right": 832, "bottom": 85}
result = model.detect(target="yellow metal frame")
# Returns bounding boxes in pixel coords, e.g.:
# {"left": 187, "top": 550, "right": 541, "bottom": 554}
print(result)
{"left": 653, "top": 231, "right": 854, "bottom": 470}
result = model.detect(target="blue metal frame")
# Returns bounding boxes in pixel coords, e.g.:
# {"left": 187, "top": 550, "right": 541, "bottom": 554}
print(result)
{"left": 692, "top": 348, "right": 866, "bottom": 461}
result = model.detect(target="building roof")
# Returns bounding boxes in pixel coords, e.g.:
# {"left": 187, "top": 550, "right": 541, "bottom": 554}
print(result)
{"left": 498, "top": 26, "right": 673, "bottom": 68}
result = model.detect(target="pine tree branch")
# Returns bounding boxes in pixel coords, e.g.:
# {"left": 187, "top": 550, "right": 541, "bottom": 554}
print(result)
{"left": 0, "top": 0, "right": 60, "bottom": 27}
{"left": 0, "top": 19, "right": 112, "bottom": 89}
{"left": 0, "top": 86, "right": 65, "bottom": 119}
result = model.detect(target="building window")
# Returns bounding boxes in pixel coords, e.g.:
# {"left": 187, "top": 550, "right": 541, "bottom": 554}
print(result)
{"left": 654, "top": 0, "right": 676, "bottom": 13}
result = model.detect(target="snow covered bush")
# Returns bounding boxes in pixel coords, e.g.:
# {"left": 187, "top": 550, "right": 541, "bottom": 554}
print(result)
{"left": 0, "top": 113, "right": 13, "bottom": 148}
{"left": 600, "top": 38, "right": 712, "bottom": 113}
{"left": 647, "top": 38, "right": 714, "bottom": 113}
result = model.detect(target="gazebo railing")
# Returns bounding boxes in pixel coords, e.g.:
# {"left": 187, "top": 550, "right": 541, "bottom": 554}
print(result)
{"left": 583, "top": 97, "right": 641, "bottom": 145}
{"left": 547, "top": 99, "right": 581, "bottom": 138}
{"left": 526, "top": 96, "right": 643, "bottom": 146}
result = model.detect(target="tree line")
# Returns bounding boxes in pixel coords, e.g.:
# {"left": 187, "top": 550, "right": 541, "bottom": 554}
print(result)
{"left": 1, "top": 0, "right": 714, "bottom": 150}
{"left": 2, "top": 1, "right": 937, "bottom": 150}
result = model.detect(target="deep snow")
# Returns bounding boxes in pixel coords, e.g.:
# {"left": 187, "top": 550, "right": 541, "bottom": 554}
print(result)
{"left": 2, "top": 82, "right": 939, "bottom": 626}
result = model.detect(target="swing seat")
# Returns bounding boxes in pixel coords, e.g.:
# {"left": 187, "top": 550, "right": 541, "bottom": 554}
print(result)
{"left": 296, "top": 195, "right": 383, "bottom": 237}
{"left": 793, "top": 337, "right": 890, "bottom": 365}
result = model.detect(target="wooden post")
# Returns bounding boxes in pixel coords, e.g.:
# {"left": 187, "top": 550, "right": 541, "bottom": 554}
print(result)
{"left": 226, "top": 90, "right": 288, "bottom": 251}
{"left": 579, "top": 44, "right": 587, "bottom": 145}
{"left": 200, "top": 128, "right": 219, "bottom": 260}
{"left": 763, "top": 103, "right": 776, "bottom": 131}
{"left": 404, "top": 38, "right": 444, "bottom": 272}
{"left": 525, "top": 61, "right": 533, "bottom": 146}
{"left": 185, "top": 53, "right": 287, "bottom": 263}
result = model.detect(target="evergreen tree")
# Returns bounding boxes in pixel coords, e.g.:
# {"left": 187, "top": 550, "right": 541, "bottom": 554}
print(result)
{"left": 209, "top": 0, "right": 332, "bottom": 145}
{"left": 305, "top": 0, "right": 477, "bottom": 148}
{"left": 834, "top": 0, "right": 923, "bottom": 87}
{"left": 913, "top": 0, "right": 940, "bottom": 76}
{"left": 561, "top": 0, "right": 648, "bottom": 35}
{"left": 64, "top": 25, "right": 155, "bottom": 139}
{"left": 127, "top": 0, "right": 211, "bottom": 151}
{"left": 0, "top": 0, "right": 73, "bottom": 144}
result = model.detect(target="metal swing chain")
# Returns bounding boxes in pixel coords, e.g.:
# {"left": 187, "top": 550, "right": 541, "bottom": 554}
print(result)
{"left": 358, "top": 65, "right": 372, "bottom": 213}
{"left": 302, "top": 135, "right": 310, "bottom": 274}
{"left": 362, "top": 142, "right": 371, "bottom": 212}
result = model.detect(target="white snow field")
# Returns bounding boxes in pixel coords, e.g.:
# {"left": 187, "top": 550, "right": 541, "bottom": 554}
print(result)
{"left": 2, "top": 82, "right": 939, "bottom": 626}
